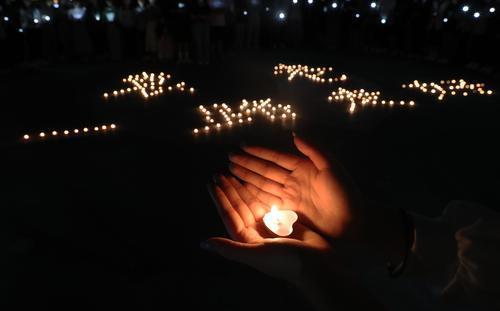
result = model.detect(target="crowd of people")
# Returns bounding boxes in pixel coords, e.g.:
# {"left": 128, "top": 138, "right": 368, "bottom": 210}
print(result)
{"left": 0, "top": 0, "right": 499, "bottom": 73}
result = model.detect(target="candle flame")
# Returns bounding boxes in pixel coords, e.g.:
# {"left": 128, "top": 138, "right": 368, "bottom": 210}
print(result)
{"left": 270, "top": 205, "right": 281, "bottom": 225}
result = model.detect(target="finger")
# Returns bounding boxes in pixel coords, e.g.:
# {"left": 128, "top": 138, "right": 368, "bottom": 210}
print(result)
{"left": 217, "top": 175, "right": 256, "bottom": 226}
{"left": 205, "top": 237, "right": 265, "bottom": 268}
{"left": 241, "top": 145, "right": 302, "bottom": 171}
{"left": 207, "top": 183, "right": 245, "bottom": 240}
{"left": 293, "top": 134, "right": 330, "bottom": 170}
{"left": 229, "top": 153, "right": 290, "bottom": 185}
{"left": 229, "top": 163, "right": 284, "bottom": 197}
{"left": 227, "top": 176, "right": 267, "bottom": 220}
{"left": 244, "top": 182, "right": 283, "bottom": 208}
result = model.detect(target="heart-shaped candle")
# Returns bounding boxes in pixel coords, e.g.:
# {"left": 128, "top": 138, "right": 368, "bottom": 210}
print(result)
{"left": 263, "top": 205, "right": 298, "bottom": 237}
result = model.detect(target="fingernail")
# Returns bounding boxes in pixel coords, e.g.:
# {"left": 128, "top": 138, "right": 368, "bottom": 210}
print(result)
{"left": 212, "top": 174, "right": 220, "bottom": 184}
{"left": 206, "top": 182, "right": 213, "bottom": 192}
{"left": 200, "top": 241, "right": 212, "bottom": 251}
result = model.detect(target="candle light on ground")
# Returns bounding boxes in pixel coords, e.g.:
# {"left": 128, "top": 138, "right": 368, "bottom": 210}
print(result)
{"left": 263, "top": 205, "right": 298, "bottom": 237}
{"left": 102, "top": 71, "right": 195, "bottom": 100}
{"left": 403, "top": 79, "right": 494, "bottom": 100}
{"left": 274, "top": 63, "right": 348, "bottom": 84}
{"left": 193, "top": 98, "right": 296, "bottom": 134}
{"left": 21, "top": 123, "right": 117, "bottom": 142}
{"left": 329, "top": 87, "right": 415, "bottom": 114}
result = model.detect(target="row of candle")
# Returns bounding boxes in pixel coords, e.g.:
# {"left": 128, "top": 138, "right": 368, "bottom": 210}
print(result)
{"left": 402, "top": 79, "right": 493, "bottom": 100}
{"left": 328, "top": 87, "right": 415, "bottom": 113}
{"left": 193, "top": 98, "right": 296, "bottom": 134}
{"left": 22, "top": 123, "right": 117, "bottom": 141}
{"left": 103, "top": 71, "right": 195, "bottom": 100}
{"left": 274, "top": 64, "right": 348, "bottom": 83}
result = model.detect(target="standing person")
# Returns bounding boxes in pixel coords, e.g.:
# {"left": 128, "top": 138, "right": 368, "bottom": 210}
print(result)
{"left": 191, "top": 0, "right": 210, "bottom": 65}
{"left": 288, "top": 0, "right": 304, "bottom": 48}
{"left": 144, "top": 0, "right": 162, "bottom": 59}
{"left": 135, "top": 0, "right": 147, "bottom": 59}
{"left": 68, "top": 1, "right": 93, "bottom": 61}
{"left": 103, "top": 0, "right": 122, "bottom": 61}
{"left": 245, "top": 0, "right": 260, "bottom": 48}
{"left": 88, "top": 0, "right": 106, "bottom": 60}
{"left": 171, "top": 1, "right": 192, "bottom": 63}
{"left": 208, "top": 0, "right": 227, "bottom": 60}
{"left": 118, "top": 0, "right": 137, "bottom": 60}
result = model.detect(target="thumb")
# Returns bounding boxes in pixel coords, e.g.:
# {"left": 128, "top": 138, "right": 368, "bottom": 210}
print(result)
{"left": 203, "top": 237, "right": 264, "bottom": 267}
{"left": 293, "top": 134, "right": 330, "bottom": 170}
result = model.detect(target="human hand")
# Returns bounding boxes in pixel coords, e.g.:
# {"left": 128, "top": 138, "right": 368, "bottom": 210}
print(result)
{"left": 203, "top": 175, "right": 331, "bottom": 286}
{"left": 228, "top": 134, "right": 406, "bottom": 262}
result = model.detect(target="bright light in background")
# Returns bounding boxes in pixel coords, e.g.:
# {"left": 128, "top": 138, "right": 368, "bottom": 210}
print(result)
{"left": 473, "top": 12, "right": 480, "bottom": 18}
{"left": 3, "top": 16, "right": 9, "bottom": 22}
{"left": 462, "top": 5, "right": 469, "bottom": 12}
{"left": 94, "top": 13, "right": 101, "bottom": 21}
{"left": 490, "top": 7, "right": 496, "bottom": 13}
{"left": 18, "top": 28, "right": 23, "bottom": 33}
{"left": 278, "top": 11, "right": 286, "bottom": 20}
{"left": 33, "top": 18, "right": 39, "bottom": 24}
{"left": 332, "top": 2, "right": 338, "bottom": 8}
{"left": 323, "top": 6, "right": 327, "bottom": 12}
{"left": 178, "top": 2, "right": 185, "bottom": 8}
{"left": 105, "top": 11, "right": 116, "bottom": 22}
{"left": 69, "top": 6, "right": 87, "bottom": 20}
{"left": 381, "top": 18, "right": 386, "bottom": 24}
{"left": 370, "top": 2, "right": 377, "bottom": 8}
{"left": 243, "top": 10, "right": 248, "bottom": 15}
{"left": 355, "top": 13, "right": 360, "bottom": 18}
{"left": 43, "top": 15, "right": 51, "bottom": 22}
{"left": 443, "top": 17, "right": 448, "bottom": 22}
{"left": 53, "top": 3, "right": 59, "bottom": 8}
{"left": 293, "top": 0, "right": 298, "bottom": 4}
{"left": 308, "top": 0, "right": 313, "bottom": 4}
{"left": 265, "top": 7, "right": 270, "bottom": 11}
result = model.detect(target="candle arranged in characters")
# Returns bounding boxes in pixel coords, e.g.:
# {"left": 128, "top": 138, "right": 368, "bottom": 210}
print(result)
{"left": 263, "top": 205, "right": 298, "bottom": 237}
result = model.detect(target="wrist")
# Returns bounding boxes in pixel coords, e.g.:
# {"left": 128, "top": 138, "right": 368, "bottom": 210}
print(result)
{"left": 366, "top": 206, "right": 408, "bottom": 265}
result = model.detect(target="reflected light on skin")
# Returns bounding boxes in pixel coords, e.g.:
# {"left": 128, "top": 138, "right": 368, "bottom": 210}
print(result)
{"left": 193, "top": 98, "right": 296, "bottom": 135}
{"left": 402, "top": 79, "right": 494, "bottom": 101}
{"left": 274, "top": 64, "right": 347, "bottom": 84}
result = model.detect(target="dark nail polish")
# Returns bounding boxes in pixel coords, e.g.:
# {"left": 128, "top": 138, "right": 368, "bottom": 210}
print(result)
{"left": 200, "top": 241, "right": 212, "bottom": 251}
{"left": 212, "top": 174, "right": 220, "bottom": 184}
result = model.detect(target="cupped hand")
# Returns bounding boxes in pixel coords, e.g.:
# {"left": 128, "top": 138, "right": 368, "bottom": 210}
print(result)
{"left": 228, "top": 134, "right": 365, "bottom": 241}
{"left": 228, "top": 134, "right": 406, "bottom": 263}
{"left": 204, "top": 175, "right": 331, "bottom": 286}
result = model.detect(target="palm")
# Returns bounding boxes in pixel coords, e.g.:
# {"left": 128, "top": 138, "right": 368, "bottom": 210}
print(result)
{"left": 229, "top": 136, "right": 362, "bottom": 240}
{"left": 207, "top": 175, "right": 330, "bottom": 283}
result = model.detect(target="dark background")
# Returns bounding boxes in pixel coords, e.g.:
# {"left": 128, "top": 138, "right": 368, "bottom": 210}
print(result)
{"left": 1, "top": 0, "right": 500, "bottom": 309}
{"left": 1, "top": 49, "right": 499, "bottom": 309}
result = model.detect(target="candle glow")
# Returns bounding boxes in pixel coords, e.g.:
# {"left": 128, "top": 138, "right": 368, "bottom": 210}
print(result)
{"left": 21, "top": 123, "right": 117, "bottom": 142}
{"left": 402, "top": 79, "right": 494, "bottom": 101}
{"left": 102, "top": 71, "right": 195, "bottom": 100}
{"left": 193, "top": 98, "right": 296, "bottom": 135}
{"left": 328, "top": 87, "right": 415, "bottom": 114}
{"left": 263, "top": 205, "right": 298, "bottom": 237}
{"left": 274, "top": 64, "right": 348, "bottom": 84}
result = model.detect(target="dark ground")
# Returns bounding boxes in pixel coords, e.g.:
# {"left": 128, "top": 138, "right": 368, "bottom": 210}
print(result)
{"left": 1, "top": 49, "right": 499, "bottom": 310}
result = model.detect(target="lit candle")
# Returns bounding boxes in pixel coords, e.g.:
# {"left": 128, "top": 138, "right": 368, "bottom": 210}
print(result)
{"left": 263, "top": 205, "right": 298, "bottom": 237}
